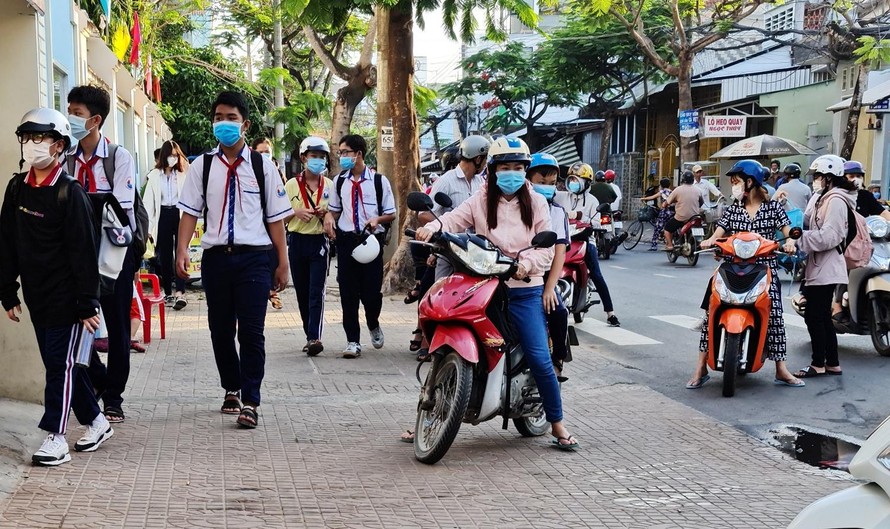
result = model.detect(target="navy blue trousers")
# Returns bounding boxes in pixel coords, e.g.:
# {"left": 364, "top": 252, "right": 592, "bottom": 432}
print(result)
{"left": 35, "top": 323, "right": 101, "bottom": 434}
{"left": 546, "top": 292, "right": 570, "bottom": 362}
{"left": 288, "top": 233, "right": 329, "bottom": 342}
{"left": 584, "top": 242, "right": 614, "bottom": 313}
{"left": 201, "top": 249, "right": 271, "bottom": 406}
{"left": 89, "top": 246, "right": 136, "bottom": 410}
{"left": 335, "top": 232, "right": 383, "bottom": 343}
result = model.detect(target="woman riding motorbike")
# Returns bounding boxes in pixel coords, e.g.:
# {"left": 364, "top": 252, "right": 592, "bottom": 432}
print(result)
{"left": 686, "top": 160, "right": 803, "bottom": 389}
{"left": 416, "top": 137, "right": 579, "bottom": 450}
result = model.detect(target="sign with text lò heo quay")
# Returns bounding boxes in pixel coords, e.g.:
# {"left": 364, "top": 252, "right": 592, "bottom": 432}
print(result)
{"left": 703, "top": 116, "right": 747, "bottom": 137}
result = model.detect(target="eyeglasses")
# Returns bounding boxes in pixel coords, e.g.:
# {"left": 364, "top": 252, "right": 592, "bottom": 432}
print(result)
{"left": 16, "top": 132, "right": 57, "bottom": 144}
{"left": 337, "top": 150, "right": 355, "bottom": 156}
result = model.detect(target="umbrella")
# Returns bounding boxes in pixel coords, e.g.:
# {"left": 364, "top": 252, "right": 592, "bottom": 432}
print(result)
{"left": 709, "top": 134, "right": 818, "bottom": 159}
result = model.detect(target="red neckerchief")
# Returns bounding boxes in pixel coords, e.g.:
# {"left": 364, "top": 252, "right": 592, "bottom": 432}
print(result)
{"left": 350, "top": 175, "right": 365, "bottom": 232}
{"left": 215, "top": 149, "right": 245, "bottom": 237}
{"left": 297, "top": 171, "right": 324, "bottom": 209}
{"left": 26, "top": 164, "right": 63, "bottom": 188}
{"left": 75, "top": 137, "right": 111, "bottom": 192}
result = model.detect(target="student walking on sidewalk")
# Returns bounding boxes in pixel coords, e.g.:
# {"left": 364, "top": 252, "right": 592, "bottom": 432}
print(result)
{"left": 175, "top": 91, "right": 291, "bottom": 429}
{"left": 142, "top": 140, "right": 188, "bottom": 310}
{"left": 285, "top": 137, "right": 333, "bottom": 356}
{"left": 67, "top": 85, "right": 138, "bottom": 424}
{"left": 0, "top": 108, "right": 113, "bottom": 466}
{"left": 323, "top": 134, "right": 396, "bottom": 358}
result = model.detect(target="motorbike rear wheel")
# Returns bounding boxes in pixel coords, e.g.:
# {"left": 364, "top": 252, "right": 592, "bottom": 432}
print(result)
{"left": 414, "top": 351, "right": 473, "bottom": 464}
{"left": 514, "top": 413, "right": 549, "bottom": 437}
{"left": 623, "top": 220, "right": 644, "bottom": 250}
{"left": 599, "top": 239, "right": 611, "bottom": 260}
{"left": 722, "top": 332, "right": 741, "bottom": 398}
{"left": 869, "top": 293, "right": 890, "bottom": 357}
{"left": 686, "top": 234, "right": 699, "bottom": 266}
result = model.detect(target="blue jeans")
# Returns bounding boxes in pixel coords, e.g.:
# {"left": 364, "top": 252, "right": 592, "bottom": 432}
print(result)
{"left": 201, "top": 249, "right": 271, "bottom": 406}
{"left": 508, "top": 286, "right": 563, "bottom": 424}
{"left": 585, "top": 243, "right": 614, "bottom": 313}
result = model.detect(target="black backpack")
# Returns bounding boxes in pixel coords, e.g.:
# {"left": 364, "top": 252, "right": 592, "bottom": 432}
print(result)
{"left": 335, "top": 170, "right": 392, "bottom": 245}
{"left": 201, "top": 150, "right": 267, "bottom": 229}
{"left": 67, "top": 143, "right": 149, "bottom": 259}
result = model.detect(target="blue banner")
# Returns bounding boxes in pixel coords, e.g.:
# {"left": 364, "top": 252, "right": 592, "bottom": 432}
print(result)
{"left": 679, "top": 109, "right": 699, "bottom": 138}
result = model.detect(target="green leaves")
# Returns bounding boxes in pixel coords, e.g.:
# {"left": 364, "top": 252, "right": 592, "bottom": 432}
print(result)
{"left": 854, "top": 36, "right": 890, "bottom": 67}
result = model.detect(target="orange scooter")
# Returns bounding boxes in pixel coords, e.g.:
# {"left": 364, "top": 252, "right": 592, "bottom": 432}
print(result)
{"left": 702, "top": 230, "right": 800, "bottom": 397}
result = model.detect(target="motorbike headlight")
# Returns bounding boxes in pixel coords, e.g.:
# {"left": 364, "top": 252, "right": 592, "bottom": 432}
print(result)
{"left": 714, "top": 273, "right": 768, "bottom": 305}
{"left": 732, "top": 239, "right": 762, "bottom": 260}
{"left": 866, "top": 216, "right": 890, "bottom": 239}
{"left": 448, "top": 241, "right": 511, "bottom": 276}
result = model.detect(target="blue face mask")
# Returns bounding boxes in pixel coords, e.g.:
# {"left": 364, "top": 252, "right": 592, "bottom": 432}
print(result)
{"left": 213, "top": 121, "right": 243, "bottom": 147}
{"left": 567, "top": 181, "right": 583, "bottom": 194}
{"left": 306, "top": 158, "right": 326, "bottom": 175}
{"left": 532, "top": 184, "right": 556, "bottom": 201}
{"left": 876, "top": 192, "right": 882, "bottom": 200}
{"left": 67, "top": 114, "right": 95, "bottom": 142}
{"left": 340, "top": 156, "right": 356, "bottom": 171}
{"left": 496, "top": 170, "right": 526, "bottom": 195}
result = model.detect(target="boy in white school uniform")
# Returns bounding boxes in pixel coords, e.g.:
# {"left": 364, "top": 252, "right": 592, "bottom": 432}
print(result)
{"left": 175, "top": 91, "right": 291, "bottom": 429}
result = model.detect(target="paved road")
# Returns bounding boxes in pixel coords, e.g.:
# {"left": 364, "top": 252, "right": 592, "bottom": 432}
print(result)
{"left": 575, "top": 244, "right": 888, "bottom": 442}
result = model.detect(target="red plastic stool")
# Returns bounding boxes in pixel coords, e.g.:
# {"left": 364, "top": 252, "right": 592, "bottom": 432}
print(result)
{"left": 137, "top": 273, "right": 166, "bottom": 343}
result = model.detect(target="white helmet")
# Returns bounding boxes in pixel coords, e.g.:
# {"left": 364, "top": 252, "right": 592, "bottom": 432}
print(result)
{"left": 808, "top": 154, "right": 845, "bottom": 177}
{"left": 351, "top": 233, "right": 380, "bottom": 264}
{"left": 16, "top": 108, "right": 74, "bottom": 151}
{"left": 459, "top": 135, "right": 490, "bottom": 160}
{"left": 299, "top": 136, "right": 330, "bottom": 156}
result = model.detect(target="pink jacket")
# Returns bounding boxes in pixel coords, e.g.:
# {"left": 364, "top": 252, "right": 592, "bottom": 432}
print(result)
{"left": 439, "top": 182, "right": 554, "bottom": 288}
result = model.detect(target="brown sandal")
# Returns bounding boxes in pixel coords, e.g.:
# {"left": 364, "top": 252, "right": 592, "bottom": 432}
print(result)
{"left": 237, "top": 405, "right": 259, "bottom": 428}
{"left": 221, "top": 391, "right": 242, "bottom": 414}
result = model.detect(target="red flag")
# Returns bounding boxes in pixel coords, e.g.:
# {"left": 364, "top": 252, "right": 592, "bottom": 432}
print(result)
{"left": 129, "top": 12, "right": 141, "bottom": 66}
{"left": 154, "top": 76, "right": 162, "bottom": 103}
{"left": 145, "top": 55, "right": 153, "bottom": 97}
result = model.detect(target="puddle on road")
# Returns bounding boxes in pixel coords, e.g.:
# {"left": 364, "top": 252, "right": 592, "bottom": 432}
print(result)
{"left": 769, "top": 425, "right": 862, "bottom": 472}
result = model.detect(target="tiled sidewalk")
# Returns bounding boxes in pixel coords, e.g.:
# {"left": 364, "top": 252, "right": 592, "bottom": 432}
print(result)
{"left": 0, "top": 281, "right": 849, "bottom": 528}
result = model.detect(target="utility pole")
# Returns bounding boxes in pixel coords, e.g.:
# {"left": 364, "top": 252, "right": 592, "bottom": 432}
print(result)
{"left": 272, "top": 0, "right": 285, "bottom": 149}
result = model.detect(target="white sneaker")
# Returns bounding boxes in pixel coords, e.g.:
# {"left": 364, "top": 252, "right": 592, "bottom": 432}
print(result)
{"left": 342, "top": 342, "right": 362, "bottom": 359}
{"left": 74, "top": 415, "right": 114, "bottom": 452}
{"left": 32, "top": 434, "right": 71, "bottom": 466}
{"left": 370, "top": 327, "right": 384, "bottom": 349}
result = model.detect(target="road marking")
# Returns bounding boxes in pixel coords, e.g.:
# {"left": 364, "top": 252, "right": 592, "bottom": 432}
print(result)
{"left": 574, "top": 319, "right": 661, "bottom": 346}
{"left": 654, "top": 273, "right": 676, "bottom": 278}
{"left": 609, "top": 265, "right": 629, "bottom": 270}
{"left": 784, "top": 313, "right": 807, "bottom": 329}
{"left": 650, "top": 315, "right": 701, "bottom": 330}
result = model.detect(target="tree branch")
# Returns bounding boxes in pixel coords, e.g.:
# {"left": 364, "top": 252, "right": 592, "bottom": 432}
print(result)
{"left": 671, "top": 0, "right": 688, "bottom": 50}
{"left": 359, "top": 13, "right": 377, "bottom": 66}
{"left": 303, "top": 25, "right": 351, "bottom": 79}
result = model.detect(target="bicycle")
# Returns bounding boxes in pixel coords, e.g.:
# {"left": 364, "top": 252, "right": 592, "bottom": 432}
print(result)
{"left": 623, "top": 204, "right": 659, "bottom": 250}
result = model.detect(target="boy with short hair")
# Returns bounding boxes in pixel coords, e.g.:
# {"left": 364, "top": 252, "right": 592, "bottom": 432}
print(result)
{"left": 0, "top": 108, "right": 113, "bottom": 466}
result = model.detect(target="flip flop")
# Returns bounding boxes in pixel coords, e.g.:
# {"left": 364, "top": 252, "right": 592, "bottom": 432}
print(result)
{"left": 826, "top": 369, "right": 843, "bottom": 376}
{"left": 685, "top": 374, "right": 710, "bottom": 389}
{"left": 399, "top": 430, "right": 414, "bottom": 443}
{"left": 793, "top": 366, "right": 825, "bottom": 378}
{"left": 551, "top": 435, "right": 579, "bottom": 451}
{"left": 774, "top": 378, "right": 806, "bottom": 387}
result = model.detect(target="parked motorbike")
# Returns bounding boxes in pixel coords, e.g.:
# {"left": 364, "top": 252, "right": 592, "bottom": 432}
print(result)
{"left": 405, "top": 192, "right": 559, "bottom": 465}
{"left": 788, "top": 413, "right": 890, "bottom": 528}
{"left": 700, "top": 229, "right": 801, "bottom": 397}
{"left": 558, "top": 220, "right": 600, "bottom": 325}
{"left": 666, "top": 214, "right": 706, "bottom": 266}
{"left": 832, "top": 215, "right": 890, "bottom": 356}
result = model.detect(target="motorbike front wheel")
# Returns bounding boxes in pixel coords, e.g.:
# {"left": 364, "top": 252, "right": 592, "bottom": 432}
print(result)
{"left": 414, "top": 351, "right": 473, "bottom": 464}
{"left": 722, "top": 332, "right": 741, "bottom": 397}
{"left": 869, "top": 293, "right": 890, "bottom": 357}
{"left": 667, "top": 246, "right": 679, "bottom": 263}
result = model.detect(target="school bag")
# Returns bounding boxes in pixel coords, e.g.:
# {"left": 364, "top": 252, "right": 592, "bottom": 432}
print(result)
{"left": 335, "top": 169, "right": 392, "bottom": 245}
{"left": 67, "top": 143, "right": 150, "bottom": 259}
{"left": 821, "top": 195, "right": 873, "bottom": 269}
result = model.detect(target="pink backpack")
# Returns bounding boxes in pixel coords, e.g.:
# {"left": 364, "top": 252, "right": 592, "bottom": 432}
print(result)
{"left": 822, "top": 196, "right": 873, "bottom": 269}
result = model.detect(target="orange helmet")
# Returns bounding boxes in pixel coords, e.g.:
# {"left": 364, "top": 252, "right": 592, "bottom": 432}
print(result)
{"left": 604, "top": 169, "right": 616, "bottom": 182}
{"left": 567, "top": 162, "right": 594, "bottom": 181}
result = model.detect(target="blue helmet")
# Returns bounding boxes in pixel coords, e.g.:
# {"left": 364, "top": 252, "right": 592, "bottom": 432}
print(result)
{"left": 529, "top": 152, "right": 559, "bottom": 172}
{"left": 726, "top": 159, "right": 765, "bottom": 185}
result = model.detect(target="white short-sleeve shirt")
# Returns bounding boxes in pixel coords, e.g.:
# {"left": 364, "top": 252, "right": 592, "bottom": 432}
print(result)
{"left": 70, "top": 135, "right": 137, "bottom": 227}
{"left": 177, "top": 146, "right": 292, "bottom": 248}
{"left": 549, "top": 203, "right": 570, "bottom": 247}
{"left": 327, "top": 168, "right": 396, "bottom": 234}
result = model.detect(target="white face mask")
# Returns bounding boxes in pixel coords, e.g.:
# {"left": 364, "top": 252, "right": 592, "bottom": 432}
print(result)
{"left": 731, "top": 184, "right": 744, "bottom": 202}
{"left": 22, "top": 141, "right": 57, "bottom": 169}
{"left": 852, "top": 176, "right": 864, "bottom": 189}
{"left": 812, "top": 178, "right": 822, "bottom": 192}
{"left": 166, "top": 156, "right": 178, "bottom": 167}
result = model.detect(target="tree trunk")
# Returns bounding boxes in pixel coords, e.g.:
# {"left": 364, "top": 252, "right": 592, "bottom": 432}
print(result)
{"left": 330, "top": 67, "right": 373, "bottom": 174}
{"left": 379, "top": 0, "right": 421, "bottom": 294}
{"left": 599, "top": 116, "right": 615, "bottom": 170}
{"left": 677, "top": 54, "right": 698, "bottom": 166}
{"left": 841, "top": 62, "right": 869, "bottom": 160}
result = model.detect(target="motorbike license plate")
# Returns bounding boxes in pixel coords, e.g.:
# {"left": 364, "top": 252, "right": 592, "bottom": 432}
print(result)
{"left": 604, "top": 224, "right": 614, "bottom": 232}
{"left": 692, "top": 227, "right": 705, "bottom": 237}
{"left": 613, "top": 221, "right": 623, "bottom": 229}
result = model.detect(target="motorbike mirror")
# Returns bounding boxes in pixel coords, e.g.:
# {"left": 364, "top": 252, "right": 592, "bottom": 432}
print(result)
{"left": 531, "top": 231, "right": 558, "bottom": 249}
{"left": 789, "top": 227, "right": 803, "bottom": 240}
{"left": 596, "top": 203, "right": 612, "bottom": 213}
{"left": 407, "top": 191, "right": 434, "bottom": 212}
{"left": 434, "top": 192, "right": 453, "bottom": 209}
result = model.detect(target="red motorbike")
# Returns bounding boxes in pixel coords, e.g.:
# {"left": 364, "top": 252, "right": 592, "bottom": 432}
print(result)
{"left": 666, "top": 214, "right": 706, "bottom": 266}
{"left": 559, "top": 220, "right": 600, "bottom": 325}
{"left": 406, "top": 192, "right": 558, "bottom": 465}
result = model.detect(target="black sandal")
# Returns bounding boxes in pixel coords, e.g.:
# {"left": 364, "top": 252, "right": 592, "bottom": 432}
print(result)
{"left": 237, "top": 405, "right": 259, "bottom": 429}
{"left": 403, "top": 282, "right": 422, "bottom": 304}
{"left": 104, "top": 405, "right": 125, "bottom": 423}
{"left": 409, "top": 328, "right": 423, "bottom": 352}
{"left": 221, "top": 391, "right": 242, "bottom": 415}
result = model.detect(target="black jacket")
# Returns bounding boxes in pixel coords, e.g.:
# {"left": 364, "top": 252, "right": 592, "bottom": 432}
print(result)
{"left": 0, "top": 171, "right": 100, "bottom": 327}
